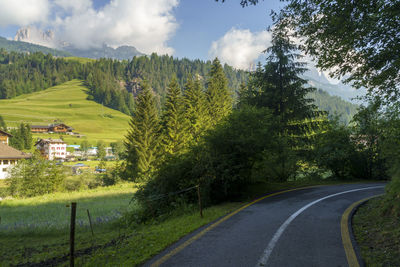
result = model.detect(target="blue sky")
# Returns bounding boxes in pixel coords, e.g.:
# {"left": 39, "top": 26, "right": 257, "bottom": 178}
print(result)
{"left": 0, "top": 0, "right": 284, "bottom": 68}
{"left": 169, "top": 1, "right": 283, "bottom": 60}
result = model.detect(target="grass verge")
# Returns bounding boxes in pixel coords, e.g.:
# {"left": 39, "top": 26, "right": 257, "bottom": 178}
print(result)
{"left": 353, "top": 197, "right": 400, "bottom": 266}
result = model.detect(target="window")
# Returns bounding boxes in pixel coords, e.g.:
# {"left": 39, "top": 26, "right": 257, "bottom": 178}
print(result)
{"left": 2, "top": 168, "right": 6, "bottom": 172}
{"left": 10, "top": 160, "right": 15, "bottom": 164}
{"left": 0, "top": 160, "right": 2, "bottom": 165}
{"left": 3, "top": 160, "right": 8, "bottom": 165}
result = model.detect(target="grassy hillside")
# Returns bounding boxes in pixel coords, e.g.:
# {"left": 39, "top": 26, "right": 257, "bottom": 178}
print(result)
{"left": 64, "top": 56, "right": 96, "bottom": 64}
{"left": 0, "top": 80, "right": 130, "bottom": 145}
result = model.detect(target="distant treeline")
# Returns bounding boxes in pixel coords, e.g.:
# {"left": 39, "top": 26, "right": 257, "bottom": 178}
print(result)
{"left": 83, "top": 53, "right": 248, "bottom": 113}
{"left": 309, "top": 89, "right": 358, "bottom": 124}
{"left": 0, "top": 50, "right": 247, "bottom": 115}
{"left": 0, "top": 49, "right": 357, "bottom": 122}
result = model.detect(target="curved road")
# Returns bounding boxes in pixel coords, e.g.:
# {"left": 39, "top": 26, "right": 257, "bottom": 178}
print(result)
{"left": 145, "top": 183, "right": 385, "bottom": 267}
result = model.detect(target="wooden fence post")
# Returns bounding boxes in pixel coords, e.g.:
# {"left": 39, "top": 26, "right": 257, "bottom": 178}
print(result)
{"left": 197, "top": 185, "right": 203, "bottom": 218}
{"left": 87, "top": 209, "right": 94, "bottom": 237}
{"left": 70, "top": 202, "right": 77, "bottom": 267}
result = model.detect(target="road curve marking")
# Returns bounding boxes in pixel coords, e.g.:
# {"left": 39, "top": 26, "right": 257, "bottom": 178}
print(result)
{"left": 256, "top": 186, "right": 384, "bottom": 267}
{"left": 150, "top": 185, "right": 321, "bottom": 267}
{"left": 341, "top": 194, "right": 382, "bottom": 267}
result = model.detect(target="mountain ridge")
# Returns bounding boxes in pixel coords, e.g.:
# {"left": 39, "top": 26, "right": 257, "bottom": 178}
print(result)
{"left": 13, "top": 26, "right": 145, "bottom": 60}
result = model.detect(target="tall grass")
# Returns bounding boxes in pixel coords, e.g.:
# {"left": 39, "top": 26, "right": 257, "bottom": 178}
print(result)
{"left": 0, "top": 183, "right": 136, "bottom": 234}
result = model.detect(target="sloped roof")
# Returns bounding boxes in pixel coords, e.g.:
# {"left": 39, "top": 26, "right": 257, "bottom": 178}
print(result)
{"left": 35, "top": 138, "right": 66, "bottom": 146}
{"left": 0, "top": 129, "right": 12, "bottom": 137}
{"left": 0, "top": 143, "right": 31, "bottom": 159}
{"left": 31, "top": 125, "right": 51, "bottom": 129}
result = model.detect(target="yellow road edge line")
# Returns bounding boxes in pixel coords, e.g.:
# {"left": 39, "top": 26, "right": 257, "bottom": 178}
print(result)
{"left": 341, "top": 194, "right": 382, "bottom": 267}
{"left": 150, "top": 185, "right": 320, "bottom": 267}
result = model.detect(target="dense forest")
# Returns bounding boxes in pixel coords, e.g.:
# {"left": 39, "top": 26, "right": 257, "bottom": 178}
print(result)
{"left": 0, "top": 49, "right": 356, "bottom": 122}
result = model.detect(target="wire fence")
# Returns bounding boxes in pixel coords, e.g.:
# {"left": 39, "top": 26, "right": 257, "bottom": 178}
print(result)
{"left": 2, "top": 184, "right": 204, "bottom": 266}
{"left": 129, "top": 185, "right": 198, "bottom": 204}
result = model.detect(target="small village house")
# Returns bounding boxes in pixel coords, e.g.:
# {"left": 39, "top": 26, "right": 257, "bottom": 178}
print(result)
{"left": 35, "top": 139, "right": 67, "bottom": 160}
{"left": 31, "top": 123, "right": 73, "bottom": 134}
{"left": 0, "top": 130, "right": 12, "bottom": 145}
{"left": 0, "top": 131, "right": 31, "bottom": 179}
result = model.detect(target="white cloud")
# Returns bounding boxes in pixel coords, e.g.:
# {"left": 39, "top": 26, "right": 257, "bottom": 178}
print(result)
{"left": 209, "top": 28, "right": 272, "bottom": 70}
{"left": 53, "top": 0, "right": 92, "bottom": 13}
{"left": 54, "top": 0, "right": 179, "bottom": 54}
{"left": 0, "top": 0, "right": 50, "bottom": 26}
{"left": 1, "top": 0, "right": 179, "bottom": 55}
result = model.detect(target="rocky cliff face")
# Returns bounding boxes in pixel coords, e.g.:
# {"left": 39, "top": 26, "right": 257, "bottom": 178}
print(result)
{"left": 14, "top": 26, "right": 57, "bottom": 48}
{"left": 13, "top": 26, "right": 144, "bottom": 60}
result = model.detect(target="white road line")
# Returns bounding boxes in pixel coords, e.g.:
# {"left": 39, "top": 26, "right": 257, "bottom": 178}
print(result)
{"left": 256, "top": 186, "right": 384, "bottom": 267}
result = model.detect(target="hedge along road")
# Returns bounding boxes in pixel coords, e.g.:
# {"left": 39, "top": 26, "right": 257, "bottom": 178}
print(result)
{"left": 145, "top": 183, "right": 385, "bottom": 267}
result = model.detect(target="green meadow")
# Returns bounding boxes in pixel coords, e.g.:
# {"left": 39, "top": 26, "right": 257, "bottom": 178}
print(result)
{"left": 0, "top": 79, "right": 131, "bottom": 145}
{"left": 64, "top": 56, "right": 96, "bottom": 64}
{"left": 0, "top": 183, "right": 137, "bottom": 265}
{"left": 0, "top": 182, "right": 242, "bottom": 266}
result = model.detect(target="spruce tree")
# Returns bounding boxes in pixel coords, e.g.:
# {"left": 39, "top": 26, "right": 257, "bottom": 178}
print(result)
{"left": 184, "top": 78, "right": 210, "bottom": 143}
{"left": 206, "top": 58, "right": 233, "bottom": 126}
{"left": 246, "top": 22, "right": 326, "bottom": 181}
{"left": 24, "top": 124, "right": 32, "bottom": 150}
{"left": 161, "top": 77, "right": 190, "bottom": 155}
{"left": 0, "top": 115, "right": 7, "bottom": 131}
{"left": 247, "top": 23, "right": 324, "bottom": 138}
{"left": 125, "top": 81, "right": 161, "bottom": 181}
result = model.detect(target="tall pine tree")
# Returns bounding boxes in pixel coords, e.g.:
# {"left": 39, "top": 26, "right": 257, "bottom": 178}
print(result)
{"left": 245, "top": 20, "right": 326, "bottom": 181}
{"left": 206, "top": 58, "right": 233, "bottom": 126}
{"left": 161, "top": 77, "right": 190, "bottom": 156}
{"left": 184, "top": 78, "right": 210, "bottom": 143}
{"left": 125, "top": 81, "right": 161, "bottom": 181}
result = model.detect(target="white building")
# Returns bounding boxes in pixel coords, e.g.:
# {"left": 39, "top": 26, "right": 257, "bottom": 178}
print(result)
{"left": 35, "top": 139, "right": 67, "bottom": 160}
{"left": 87, "top": 147, "right": 98, "bottom": 156}
{"left": 0, "top": 137, "right": 31, "bottom": 179}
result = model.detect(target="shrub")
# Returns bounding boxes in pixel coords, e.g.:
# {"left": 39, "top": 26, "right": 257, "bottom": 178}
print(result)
{"left": 382, "top": 166, "right": 400, "bottom": 216}
{"left": 8, "top": 153, "right": 66, "bottom": 198}
{"left": 134, "top": 106, "right": 276, "bottom": 219}
{"left": 63, "top": 172, "right": 102, "bottom": 191}
{"left": 101, "top": 161, "right": 124, "bottom": 186}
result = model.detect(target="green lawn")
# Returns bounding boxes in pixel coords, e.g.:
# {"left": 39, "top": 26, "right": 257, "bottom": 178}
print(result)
{"left": 0, "top": 79, "right": 131, "bottom": 145}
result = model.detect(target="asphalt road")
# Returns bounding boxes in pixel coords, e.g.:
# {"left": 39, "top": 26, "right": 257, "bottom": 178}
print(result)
{"left": 145, "top": 183, "right": 385, "bottom": 267}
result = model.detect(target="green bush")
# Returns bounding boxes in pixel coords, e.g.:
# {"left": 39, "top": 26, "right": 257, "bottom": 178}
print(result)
{"left": 134, "top": 106, "right": 277, "bottom": 219}
{"left": 101, "top": 161, "right": 124, "bottom": 186}
{"left": 8, "top": 153, "right": 66, "bottom": 198}
{"left": 382, "top": 166, "right": 400, "bottom": 216}
{"left": 63, "top": 172, "right": 102, "bottom": 191}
